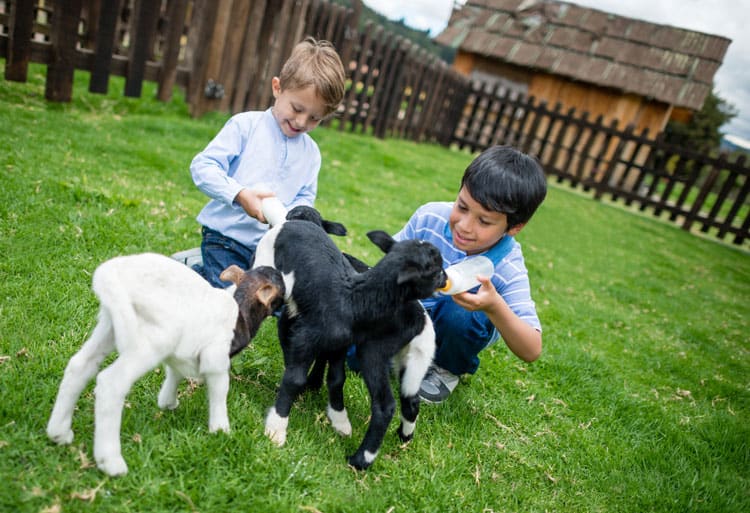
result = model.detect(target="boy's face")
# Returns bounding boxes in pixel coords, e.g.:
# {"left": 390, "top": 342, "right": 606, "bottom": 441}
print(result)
{"left": 449, "top": 186, "right": 523, "bottom": 255}
{"left": 271, "top": 77, "right": 327, "bottom": 138}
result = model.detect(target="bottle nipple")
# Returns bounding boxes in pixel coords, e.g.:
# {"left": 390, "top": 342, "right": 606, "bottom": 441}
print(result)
{"left": 437, "top": 256, "right": 494, "bottom": 295}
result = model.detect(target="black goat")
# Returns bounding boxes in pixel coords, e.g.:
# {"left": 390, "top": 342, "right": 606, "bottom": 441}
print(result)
{"left": 253, "top": 216, "right": 446, "bottom": 470}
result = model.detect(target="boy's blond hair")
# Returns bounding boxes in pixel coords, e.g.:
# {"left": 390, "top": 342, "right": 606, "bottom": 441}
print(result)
{"left": 278, "top": 37, "right": 346, "bottom": 117}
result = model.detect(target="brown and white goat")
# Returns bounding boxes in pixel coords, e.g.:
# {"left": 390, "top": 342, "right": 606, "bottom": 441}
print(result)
{"left": 46, "top": 253, "right": 284, "bottom": 476}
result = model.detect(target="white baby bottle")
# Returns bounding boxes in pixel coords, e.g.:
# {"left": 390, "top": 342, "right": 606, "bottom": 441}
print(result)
{"left": 261, "top": 197, "right": 288, "bottom": 227}
{"left": 437, "top": 256, "right": 495, "bottom": 295}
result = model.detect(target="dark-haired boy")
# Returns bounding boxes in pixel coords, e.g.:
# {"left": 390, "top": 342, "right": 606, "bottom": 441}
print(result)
{"left": 395, "top": 145, "right": 547, "bottom": 403}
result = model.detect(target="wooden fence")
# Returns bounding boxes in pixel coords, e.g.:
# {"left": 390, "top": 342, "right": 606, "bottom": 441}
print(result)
{"left": 454, "top": 82, "right": 749, "bottom": 246}
{"left": 1, "top": 0, "right": 748, "bottom": 247}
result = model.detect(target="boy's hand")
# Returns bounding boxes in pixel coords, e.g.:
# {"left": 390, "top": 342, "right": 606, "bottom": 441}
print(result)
{"left": 451, "top": 275, "right": 501, "bottom": 312}
{"left": 234, "top": 189, "right": 277, "bottom": 223}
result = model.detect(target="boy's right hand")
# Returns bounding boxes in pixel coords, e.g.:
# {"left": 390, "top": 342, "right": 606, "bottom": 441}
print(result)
{"left": 234, "top": 189, "right": 277, "bottom": 223}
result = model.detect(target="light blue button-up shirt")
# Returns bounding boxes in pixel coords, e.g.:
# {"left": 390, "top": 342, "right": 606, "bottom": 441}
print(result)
{"left": 191, "top": 108, "right": 321, "bottom": 248}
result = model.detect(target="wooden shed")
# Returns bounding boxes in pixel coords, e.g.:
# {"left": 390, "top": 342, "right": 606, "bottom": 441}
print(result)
{"left": 435, "top": 0, "right": 731, "bottom": 135}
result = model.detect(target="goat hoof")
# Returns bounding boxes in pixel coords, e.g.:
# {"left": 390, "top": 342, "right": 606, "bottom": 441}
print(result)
{"left": 209, "top": 420, "right": 230, "bottom": 434}
{"left": 47, "top": 427, "right": 74, "bottom": 445}
{"left": 157, "top": 397, "right": 179, "bottom": 410}
{"left": 264, "top": 427, "right": 287, "bottom": 446}
{"left": 347, "top": 453, "right": 371, "bottom": 471}
{"left": 264, "top": 407, "right": 289, "bottom": 446}
{"left": 397, "top": 430, "right": 414, "bottom": 443}
{"left": 326, "top": 405, "right": 352, "bottom": 436}
{"left": 96, "top": 455, "right": 128, "bottom": 476}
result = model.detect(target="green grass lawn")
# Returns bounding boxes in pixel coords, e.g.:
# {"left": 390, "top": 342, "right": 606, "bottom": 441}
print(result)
{"left": 1, "top": 64, "right": 748, "bottom": 512}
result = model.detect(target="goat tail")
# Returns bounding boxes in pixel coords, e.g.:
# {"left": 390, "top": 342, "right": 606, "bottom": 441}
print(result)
{"left": 398, "top": 313, "right": 436, "bottom": 398}
{"left": 91, "top": 259, "right": 139, "bottom": 349}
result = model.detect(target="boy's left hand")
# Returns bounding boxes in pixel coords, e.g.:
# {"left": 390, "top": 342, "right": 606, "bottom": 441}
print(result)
{"left": 451, "top": 275, "right": 500, "bottom": 312}
{"left": 235, "top": 189, "right": 276, "bottom": 222}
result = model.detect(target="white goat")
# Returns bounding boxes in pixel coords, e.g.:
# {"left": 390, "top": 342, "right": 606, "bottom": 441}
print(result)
{"left": 46, "top": 253, "right": 284, "bottom": 476}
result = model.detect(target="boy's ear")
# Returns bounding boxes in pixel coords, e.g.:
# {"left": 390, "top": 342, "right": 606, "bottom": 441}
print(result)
{"left": 271, "top": 76, "right": 281, "bottom": 98}
{"left": 507, "top": 223, "right": 526, "bottom": 236}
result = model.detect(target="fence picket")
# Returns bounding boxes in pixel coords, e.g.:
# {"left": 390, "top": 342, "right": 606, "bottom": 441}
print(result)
{"left": 5, "top": 0, "right": 35, "bottom": 81}
{"left": 45, "top": 0, "right": 83, "bottom": 102}
{"left": 125, "top": 0, "right": 160, "bottom": 98}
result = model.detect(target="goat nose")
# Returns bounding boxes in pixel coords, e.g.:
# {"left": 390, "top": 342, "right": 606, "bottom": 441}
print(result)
{"left": 438, "top": 270, "right": 448, "bottom": 289}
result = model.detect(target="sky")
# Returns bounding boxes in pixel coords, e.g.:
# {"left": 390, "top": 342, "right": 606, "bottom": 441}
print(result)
{"left": 362, "top": 0, "right": 750, "bottom": 143}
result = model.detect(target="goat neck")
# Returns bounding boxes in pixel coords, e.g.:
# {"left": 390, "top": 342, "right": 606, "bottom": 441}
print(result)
{"left": 350, "top": 266, "right": 415, "bottom": 313}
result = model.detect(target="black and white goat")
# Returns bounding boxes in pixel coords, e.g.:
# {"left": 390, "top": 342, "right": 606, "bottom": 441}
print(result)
{"left": 253, "top": 214, "right": 446, "bottom": 470}
{"left": 46, "top": 253, "right": 284, "bottom": 476}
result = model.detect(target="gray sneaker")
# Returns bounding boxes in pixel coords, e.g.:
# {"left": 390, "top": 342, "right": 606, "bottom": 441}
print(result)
{"left": 419, "top": 364, "right": 459, "bottom": 404}
{"left": 171, "top": 247, "right": 203, "bottom": 268}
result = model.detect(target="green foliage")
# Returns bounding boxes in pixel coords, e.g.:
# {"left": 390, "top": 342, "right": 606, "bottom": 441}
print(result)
{"left": 1, "top": 64, "right": 748, "bottom": 513}
{"left": 665, "top": 88, "right": 738, "bottom": 154}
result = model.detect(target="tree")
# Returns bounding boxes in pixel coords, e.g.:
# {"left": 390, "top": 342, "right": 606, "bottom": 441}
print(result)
{"left": 664, "top": 88, "right": 738, "bottom": 154}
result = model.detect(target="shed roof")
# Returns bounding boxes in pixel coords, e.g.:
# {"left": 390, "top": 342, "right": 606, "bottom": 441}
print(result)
{"left": 435, "top": 0, "right": 731, "bottom": 110}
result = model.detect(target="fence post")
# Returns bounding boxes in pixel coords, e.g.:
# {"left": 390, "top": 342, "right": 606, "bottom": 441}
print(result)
{"left": 520, "top": 97, "right": 541, "bottom": 155}
{"left": 5, "top": 0, "right": 36, "bottom": 82}
{"left": 682, "top": 154, "right": 726, "bottom": 233}
{"left": 561, "top": 111, "right": 585, "bottom": 186}
{"left": 215, "top": 0, "right": 255, "bottom": 112}
{"left": 415, "top": 60, "right": 447, "bottom": 142}
{"left": 574, "top": 113, "right": 597, "bottom": 187}
{"left": 157, "top": 0, "right": 189, "bottom": 102}
{"left": 613, "top": 127, "right": 648, "bottom": 201}
{"left": 594, "top": 124, "right": 633, "bottom": 200}
{"left": 535, "top": 102, "right": 561, "bottom": 164}
{"left": 547, "top": 107, "right": 576, "bottom": 182}
{"left": 374, "top": 37, "right": 408, "bottom": 138}
{"left": 89, "top": 0, "right": 123, "bottom": 94}
{"left": 338, "top": 0, "right": 361, "bottom": 75}
{"left": 45, "top": 0, "right": 84, "bottom": 102}
{"left": 715, "top": 155, "right": 747, "bottom": 240}
{"left": 729, "top": 163, "right": 750, "bottom": 244}
{"left": 438, "top": 72, "right": 470, "bottom": 147}
{"left": 124, "top": 0, "right": 160, "bottom": 97}
{"left": 187, "top": 0, "right": 234, "bottom": 117}
{"left": 356, "top": 26, "right": 386, "bottom": 134}
{"left": 230, "top": 0, "right": 268, "bottom": 113}
{"left": 627, "top": 131, "right": 658, "bottom": 207}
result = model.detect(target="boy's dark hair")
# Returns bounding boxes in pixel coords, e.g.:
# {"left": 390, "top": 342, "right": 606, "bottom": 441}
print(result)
{"left": 460, "top": 145, "right": 547, "bottom": 229}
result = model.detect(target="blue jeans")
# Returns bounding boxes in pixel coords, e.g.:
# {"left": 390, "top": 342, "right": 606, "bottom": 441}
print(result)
{"left": 423, "top": 294, "right": 499, "bottom": 375}
{"left": 194, "top": 226, "right": 256, "bottom": 288}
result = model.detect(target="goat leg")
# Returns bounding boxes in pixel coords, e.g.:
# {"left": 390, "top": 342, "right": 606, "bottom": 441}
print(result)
{"left": 347, "top": 363, "right": 395, "bottom": 470}
{"left": 325, "top": 353, "right": 351, "bottom": 436}
{"left": 157, "top": 365, "right": 182, "bottom": 410}
{"left": 47, "top": 312, "right": 115, "bottom": 445}
{"left": 93, "top": 351, "right": 157, "bottom": 476}
{"left": 265, "top": 363, "right": 308, "bottom": 446}
{"left": 397, "top": 393, "right": 420, "bottom": 442}
{"left": 305, "top": 357, "right": 326, "bottom": 391}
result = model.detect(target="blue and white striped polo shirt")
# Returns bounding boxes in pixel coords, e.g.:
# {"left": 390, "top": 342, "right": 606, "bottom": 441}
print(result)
{"left": 393, "top": 201, "right": 541, "bottom": 332}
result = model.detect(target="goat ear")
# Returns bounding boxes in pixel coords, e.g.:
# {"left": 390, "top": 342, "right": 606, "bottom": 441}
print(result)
{"left": 255, "top": 283, "right": 280, "bottom": 308}
{"left": 219, "top": 265, "right": 245, "bottom": 285}
{"left": 322, "top": 220, "right": 347, "bottom": 236}
{"left": 397, "top": 266, "right": 421, "bottom": 285}
{"left": 367, "top": 230, "right": 395, "bottom": 253}
{"left": 343, "top": 252, "right": 370, "bottom": 272}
